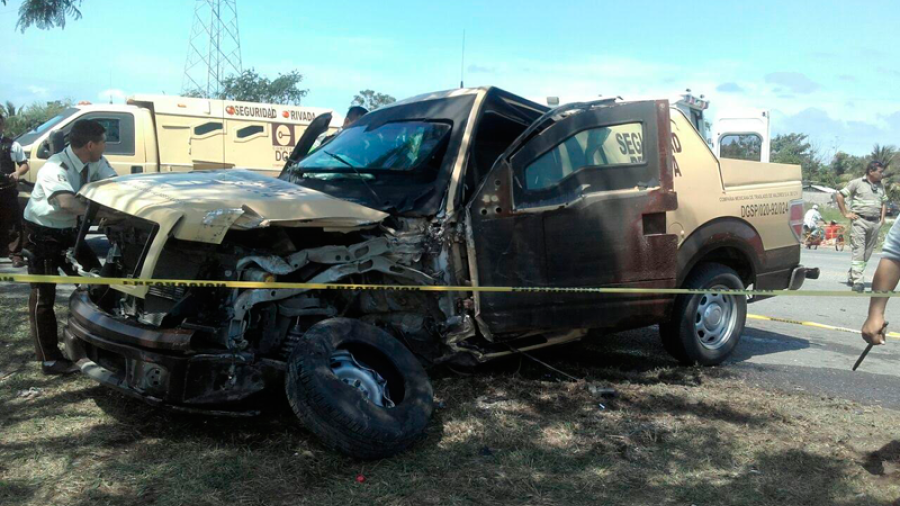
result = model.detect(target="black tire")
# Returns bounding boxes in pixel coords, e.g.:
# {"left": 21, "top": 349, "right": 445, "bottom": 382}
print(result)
{"left": 659, "top": 263, "right": 747, "bottom": 366}
{"left": 285, "top": 317, "right": 433, "bottom": 459}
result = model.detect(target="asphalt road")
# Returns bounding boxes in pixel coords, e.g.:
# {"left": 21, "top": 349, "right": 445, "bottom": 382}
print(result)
{"left": 729, "top": 246, "right": 900, "bottom": 410}
{"left": 2, "top": 240, "right": 900, "bottom": 408}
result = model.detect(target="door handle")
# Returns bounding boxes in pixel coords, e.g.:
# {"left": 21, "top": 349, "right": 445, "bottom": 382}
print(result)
{"left": 642, "top": 213, "right": 666, "bottom": 235}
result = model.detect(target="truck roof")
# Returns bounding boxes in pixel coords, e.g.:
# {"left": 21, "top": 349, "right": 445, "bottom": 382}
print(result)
{"left": 126, "top": 94, "right": 343, "bottom": 127}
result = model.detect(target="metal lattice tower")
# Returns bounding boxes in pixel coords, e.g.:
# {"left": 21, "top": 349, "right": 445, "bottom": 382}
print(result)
{"left": 182, "top": 0, "right": 242, "bottom": 97}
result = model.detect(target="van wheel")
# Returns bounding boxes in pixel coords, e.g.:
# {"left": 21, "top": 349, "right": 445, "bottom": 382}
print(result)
{"left": 285, "top": 318, "right": 433, "bottom": 459}
{"left": 659, "top": 263, "right": 746, "bottom": 366}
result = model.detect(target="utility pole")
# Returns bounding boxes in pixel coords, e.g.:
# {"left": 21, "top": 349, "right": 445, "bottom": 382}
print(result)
{"left": 182, "top": 0, "right": 242, "bottom": 97}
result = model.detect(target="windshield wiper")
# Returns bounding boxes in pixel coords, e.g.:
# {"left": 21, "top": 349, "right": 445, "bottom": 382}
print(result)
{"left": 323, "top": 151, "right": 382, "bottom": 204}
{"left": 323, "top": 150, "right": 357, "bottom": 168}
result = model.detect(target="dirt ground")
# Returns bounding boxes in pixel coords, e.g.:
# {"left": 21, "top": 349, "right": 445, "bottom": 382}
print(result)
{"left": 3, "top": 296, "right": 900, "bottom": 506}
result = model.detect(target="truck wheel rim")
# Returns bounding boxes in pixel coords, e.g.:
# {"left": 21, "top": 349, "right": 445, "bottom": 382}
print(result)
{"left": 330, "top": 350, "right": 395, "bottom": 408}
{"left": 693, "top": 284, "right": 739, "bottom": 350}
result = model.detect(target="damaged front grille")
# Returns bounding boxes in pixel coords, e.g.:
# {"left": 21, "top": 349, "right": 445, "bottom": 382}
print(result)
{"left": 148, "top": 285, "right": 188, "bottom": 301}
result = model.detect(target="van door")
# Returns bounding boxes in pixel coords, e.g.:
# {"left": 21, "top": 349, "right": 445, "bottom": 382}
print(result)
{"left": 467, "top": 100, "right": 679, "bottom": 336}
{"left": 714, "top": 109, "right": 771, "bottom": 163}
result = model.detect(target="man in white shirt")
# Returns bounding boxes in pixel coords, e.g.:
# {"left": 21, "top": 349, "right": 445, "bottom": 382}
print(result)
{"left": 23, "top": 119, "right": 117, "bottom": 375}
{"left": 803, "top": 204, "right": 823, "bottom": 232}
{"left": 0, "top": 112, "right": 30, "bottom": 267}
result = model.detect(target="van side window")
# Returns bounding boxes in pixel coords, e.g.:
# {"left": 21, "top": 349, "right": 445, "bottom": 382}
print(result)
{"left": 76, "top": 112, "right": 136, "bottom": 156}
{"left": 236, "top": 124, "right": 264, "bottom": 139}
{"left": 719, "top": 134, "right": 762, "bottom": 162}
{"left": 194, "top": 122, "right": 223, "bottom": 136}
{"left": 521, "top": 123, "right": 652, "bottom": 192}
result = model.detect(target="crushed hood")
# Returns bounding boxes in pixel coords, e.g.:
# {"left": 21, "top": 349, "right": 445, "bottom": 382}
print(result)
{"left": 80, "top": 170, "right": 389, "bottom": 244}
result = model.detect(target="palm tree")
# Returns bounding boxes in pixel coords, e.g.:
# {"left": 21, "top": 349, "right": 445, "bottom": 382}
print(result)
{"left": 870, "top": 144, "right": 897, "bottom": 170}
{"left": 3, "top": 101, "right": 17, "bottom": 119}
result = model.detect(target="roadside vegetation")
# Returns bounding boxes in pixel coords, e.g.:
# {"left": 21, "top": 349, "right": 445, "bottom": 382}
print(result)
{"left": 4, "top": 297, "right": 900, "bottom": 505}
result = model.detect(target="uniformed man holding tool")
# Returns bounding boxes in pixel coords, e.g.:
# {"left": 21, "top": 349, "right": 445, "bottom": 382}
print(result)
{"left": 22, "top": 119, "right": 116, "bottom": 375}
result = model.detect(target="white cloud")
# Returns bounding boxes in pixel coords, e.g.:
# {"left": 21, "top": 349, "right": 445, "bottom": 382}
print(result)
{"left": 764, "top": 72, "right": 821, "bottom": 94}
{"left": 98, "top": 88, "right": 127, "bottom": 103}
{"left": 27, "top": 85, "right": 48, "bottom": 96}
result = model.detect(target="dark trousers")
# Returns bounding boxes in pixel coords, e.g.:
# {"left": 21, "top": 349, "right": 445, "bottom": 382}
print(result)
{"left": 25, "top": 221, "right": 77, "bottom": 362}
{"left": 0, "top": 187, "right": 23, "bottom": 260}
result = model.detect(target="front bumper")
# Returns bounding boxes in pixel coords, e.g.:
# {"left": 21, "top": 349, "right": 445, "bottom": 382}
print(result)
{"left": 63, "top": 290, "right": 283, "bottom": 412}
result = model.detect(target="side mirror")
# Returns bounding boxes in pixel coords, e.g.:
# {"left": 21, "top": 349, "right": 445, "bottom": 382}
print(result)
{"left": 49, "top": 130, "right": 67, "bottom": 155}
{"left": 37, "top": 141, "right": 51, "bottom": 160}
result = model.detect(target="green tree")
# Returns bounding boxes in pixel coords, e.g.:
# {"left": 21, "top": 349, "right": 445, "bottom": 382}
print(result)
{"left": 187, "top": 69, "right": 308, "bottom": 105}
{"left": 719, "top": 135, "right": 762, "bottom": 162}
{"left": 5, "top": 99, "right": 72, "bottom": 138}
{"left": 831, "top": 151, "right": 852, "bottom": 178}
{"left": 4, "top": 101, "right": 18, "bottom": 118}
{"left": 1, "top": 0, "right": 83, "bottom": 32}
{"left": 770, "top": 133, "right": 825, "bottom": 183}
{"left": 352, "top": 90, "right": 396, "bottom": 111}
{"left": 870, "top": 144, "right": 897, "bottom": 170}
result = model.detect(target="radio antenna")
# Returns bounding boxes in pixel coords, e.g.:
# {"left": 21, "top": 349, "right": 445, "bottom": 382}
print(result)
{"left": 460, "top": 30, "right": 466, "bottom": 88}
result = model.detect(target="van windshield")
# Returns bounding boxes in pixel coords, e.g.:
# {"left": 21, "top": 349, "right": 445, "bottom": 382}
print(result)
{"left": 290, "top": 121, "right": 451, "bottom": 180}
{"left": 15, "top": 108, "right": 79, "bottom": 146}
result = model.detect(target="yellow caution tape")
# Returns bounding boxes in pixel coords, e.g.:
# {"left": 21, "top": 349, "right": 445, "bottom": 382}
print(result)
{"left": 1, "top": 273, "right": 900, "bottom": 297}
{"left": 748, "top": 314, "right": 900, "bottom": 340}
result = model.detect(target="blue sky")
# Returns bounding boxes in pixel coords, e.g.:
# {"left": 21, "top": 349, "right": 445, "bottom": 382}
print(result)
{"left": 2, "top": 0, "right": 899, "bottom": 156}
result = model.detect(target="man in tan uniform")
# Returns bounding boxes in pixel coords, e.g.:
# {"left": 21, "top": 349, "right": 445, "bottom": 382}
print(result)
{"left": 836, "top": 161, "right": 888, "bottom": 292}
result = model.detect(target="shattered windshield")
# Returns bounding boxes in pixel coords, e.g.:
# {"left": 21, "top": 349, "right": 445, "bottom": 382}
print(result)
{"left": 291, "top": 121, "right": 451, "bottom": 179}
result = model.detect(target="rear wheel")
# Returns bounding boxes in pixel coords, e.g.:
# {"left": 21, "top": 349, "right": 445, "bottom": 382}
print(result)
{"left": 659, "top": 263, "right": 747, "bottom": 366}
{"left": 285, "top": 318, "right": 434, "bottom": 459}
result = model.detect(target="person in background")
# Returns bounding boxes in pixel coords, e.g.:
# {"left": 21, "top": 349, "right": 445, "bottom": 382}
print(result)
{"left": 0, "top": 111, "right": 29, "bottom": 268}
{"left": 803, "top": 204, "right": 823, "bottom": 233}
{"left": 311, "top": 105, "right": 369, "bottom": 152}
{"left": 836, "top": 161, "right": 888, "bottom": 292}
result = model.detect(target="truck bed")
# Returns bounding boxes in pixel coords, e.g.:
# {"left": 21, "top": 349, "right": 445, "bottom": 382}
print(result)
{"left": 719, "top": 159, "right": 801, "bottom": 189}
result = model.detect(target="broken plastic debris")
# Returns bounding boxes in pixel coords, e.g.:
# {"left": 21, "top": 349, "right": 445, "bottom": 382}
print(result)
{"left": 16, "top": 387, "right": 42, "bottom": 399}
{"left": 587, "top": 383, "right": 618, "bottom": 398}
{"left": 356, "top": 474, "right": 366, "bottom": 483}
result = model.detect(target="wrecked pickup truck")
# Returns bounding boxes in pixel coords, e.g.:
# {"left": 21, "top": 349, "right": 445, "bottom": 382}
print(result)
{"left": 63, "top": 87, "right": 815, "bottom": 459}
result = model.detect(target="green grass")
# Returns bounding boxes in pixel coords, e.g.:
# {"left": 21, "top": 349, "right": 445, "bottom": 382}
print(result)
{"left": 3, "top": 296, "right": 900, "bottom": 505}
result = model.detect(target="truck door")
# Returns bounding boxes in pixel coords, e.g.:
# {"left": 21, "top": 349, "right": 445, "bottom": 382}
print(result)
{"left": 467, "top": 100, "right": 679, "bottom": 336}
{"left": 714, "top": 109, "right": 770, "bottom": 163}
{"left": 52, "top": 111, "right": 144, "bottom": 177}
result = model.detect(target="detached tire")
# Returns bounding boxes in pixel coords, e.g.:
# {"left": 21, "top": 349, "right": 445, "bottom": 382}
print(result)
{"left": 659, "top": 263, "right": 747, "bottom": 366}
{"left": 286, "top": 317, "right": 433, "bottom": 459}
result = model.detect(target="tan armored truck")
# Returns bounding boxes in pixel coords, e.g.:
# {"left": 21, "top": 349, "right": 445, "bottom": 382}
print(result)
{"left": 62, "top": 87, "right": 816, "bottom": 459}
{"left": 14, "top": 95, "right": 339, "bottom": 199}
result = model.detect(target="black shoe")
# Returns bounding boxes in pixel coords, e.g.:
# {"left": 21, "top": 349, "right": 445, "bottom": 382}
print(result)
{"left": 852, "top": 283, "right": 866, "bottom": 293}
{"left": 41, "top": 360, "right": 80, "bottom": 376}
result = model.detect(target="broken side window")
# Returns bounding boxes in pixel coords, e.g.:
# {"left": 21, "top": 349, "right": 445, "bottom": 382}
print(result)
{"left": 522, "top": 122, "right": 651, "bottom": 193}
